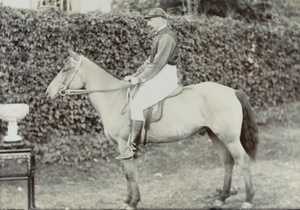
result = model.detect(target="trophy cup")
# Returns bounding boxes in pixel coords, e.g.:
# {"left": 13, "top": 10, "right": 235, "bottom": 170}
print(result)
{"left": 0, "top": 103, "right": 29, "bottom": 147}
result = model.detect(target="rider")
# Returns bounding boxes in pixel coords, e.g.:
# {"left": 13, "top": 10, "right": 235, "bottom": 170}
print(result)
{"left": 116, "top": 8, "right": 179, "bottom": 160}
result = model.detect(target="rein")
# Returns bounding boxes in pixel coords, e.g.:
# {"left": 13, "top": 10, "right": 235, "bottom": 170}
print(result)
{"left": 59, "top": 84, "right": 133, "bottom": 96}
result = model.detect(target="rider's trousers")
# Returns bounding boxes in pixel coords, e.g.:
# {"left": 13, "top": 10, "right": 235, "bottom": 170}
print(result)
{"left": 130, "top": 64, "right": 178, "bottom": 121}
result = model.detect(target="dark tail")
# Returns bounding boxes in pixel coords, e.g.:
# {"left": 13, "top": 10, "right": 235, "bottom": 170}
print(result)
{"left": 235, "top": 90, "right": 259, "bottom": 160}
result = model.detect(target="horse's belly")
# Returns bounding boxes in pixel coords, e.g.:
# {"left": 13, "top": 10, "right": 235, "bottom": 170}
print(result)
{"left": 147, "top": 124, "right": 202, "bottom": 143}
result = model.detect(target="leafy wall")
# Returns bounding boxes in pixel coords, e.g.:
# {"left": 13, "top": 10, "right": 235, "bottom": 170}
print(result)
{"left": 0, "top": 6, "right": 299, "bottom": 163}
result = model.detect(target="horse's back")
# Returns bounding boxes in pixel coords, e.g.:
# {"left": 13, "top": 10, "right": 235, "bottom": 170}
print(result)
{"left": 185, "top": 82, "right": 240, "bottom": 112}
{"left": 186, "top": 82, "right": 236, "bottom": 98}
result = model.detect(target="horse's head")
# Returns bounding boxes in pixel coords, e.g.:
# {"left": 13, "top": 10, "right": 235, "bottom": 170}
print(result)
{"left": 46, "top": 50, "right": 85, "bottom": 99}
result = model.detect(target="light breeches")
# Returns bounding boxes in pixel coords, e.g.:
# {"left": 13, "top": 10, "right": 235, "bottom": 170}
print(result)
{"left": 130, "top": 65, "right": 178, "bottom": 121}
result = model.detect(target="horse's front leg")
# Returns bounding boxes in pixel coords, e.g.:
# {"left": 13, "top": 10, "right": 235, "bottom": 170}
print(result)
{"left": 115, "top": 127, "right": 140, "bottom": 209}
{"left": 123, "top": 158, "right": 140, "bottom": 209}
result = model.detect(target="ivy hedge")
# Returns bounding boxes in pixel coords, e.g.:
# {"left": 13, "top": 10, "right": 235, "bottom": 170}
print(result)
{"left": 0, "top": 6, "right": 299, "bottom": 164}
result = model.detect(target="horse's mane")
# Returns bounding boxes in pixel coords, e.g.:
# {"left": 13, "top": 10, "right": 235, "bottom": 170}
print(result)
{"left": 87, "top": 57, "right": 124, "bottom": 81}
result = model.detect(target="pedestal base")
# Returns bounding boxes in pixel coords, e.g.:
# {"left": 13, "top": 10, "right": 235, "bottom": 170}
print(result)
{"left": 0, "top": 140, "right": 25, "bottom": 149}
{"left": 0, "top": 147, "right": 36, "bottom": 209}
{"left": 4, "top": 135, "right": 22, "bottom": 142}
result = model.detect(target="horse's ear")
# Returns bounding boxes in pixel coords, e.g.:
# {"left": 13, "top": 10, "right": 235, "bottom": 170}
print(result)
{"left": 68, "top": 49, "right": 80, "bottom": 61}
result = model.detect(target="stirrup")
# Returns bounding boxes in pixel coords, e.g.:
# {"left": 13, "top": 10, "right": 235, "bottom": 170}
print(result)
{"left": 116, "top": 145, "right": 135, "bottom": 160}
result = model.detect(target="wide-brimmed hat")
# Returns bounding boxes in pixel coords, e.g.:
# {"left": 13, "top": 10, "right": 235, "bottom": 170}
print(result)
{"left": 144, "top": 8, "right": 167, "bottom": 19}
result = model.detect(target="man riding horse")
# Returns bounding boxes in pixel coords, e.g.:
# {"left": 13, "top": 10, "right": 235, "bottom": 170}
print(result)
{"left": 46, "top": 11, "right": 258, "bottom": 206}
{"left": 116, "top": 8, "right": 180, "bottom": 160}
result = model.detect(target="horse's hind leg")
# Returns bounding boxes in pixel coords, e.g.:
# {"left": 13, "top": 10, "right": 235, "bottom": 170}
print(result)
{"left": 208, "top": 130, "right": 234, "bottom": 205}
{"left": 226, "top": 140, "right": 255, "bottom": 207}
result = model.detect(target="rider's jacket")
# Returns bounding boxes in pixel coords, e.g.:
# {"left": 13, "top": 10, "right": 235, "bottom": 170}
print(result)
{"left": 133, "top": 26, "right": 179, "bottom": 83}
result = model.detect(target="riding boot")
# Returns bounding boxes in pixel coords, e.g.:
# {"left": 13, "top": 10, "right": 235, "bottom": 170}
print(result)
{"left": 116, "top": 120, "right": 144, "bottom": 160}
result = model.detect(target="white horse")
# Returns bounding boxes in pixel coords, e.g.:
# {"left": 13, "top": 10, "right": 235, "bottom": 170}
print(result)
{"left": 46, "top": 50, "right": 259, "bottom": 209}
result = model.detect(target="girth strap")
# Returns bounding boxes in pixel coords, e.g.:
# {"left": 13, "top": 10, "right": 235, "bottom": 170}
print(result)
{"left": 140, "top": 106, "right": 153, "bottom": 145}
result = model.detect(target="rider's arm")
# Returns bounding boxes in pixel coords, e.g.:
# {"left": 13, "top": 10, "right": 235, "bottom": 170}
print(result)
{"left": 132, "top": 57, "right": 151, "bottom": 77}
{"left": 136, "top": 34, "right": 176, "bottom": 83}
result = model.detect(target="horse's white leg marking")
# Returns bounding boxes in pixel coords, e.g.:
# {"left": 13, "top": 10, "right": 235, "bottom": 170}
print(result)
{"left": 208, "top": 130, "right": 234, "bottom": 204}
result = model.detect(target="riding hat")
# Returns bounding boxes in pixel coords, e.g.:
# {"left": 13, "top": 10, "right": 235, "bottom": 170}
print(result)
{"left": 144, "top": 8, "right": 167, "bottom": 19}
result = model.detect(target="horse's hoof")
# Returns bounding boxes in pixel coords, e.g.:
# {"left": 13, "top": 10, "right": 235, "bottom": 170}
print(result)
{"left": 119, "top": 202, "right": 130, "bottom": 209}
{"left": 213, "top": 199, "right": 225, "bottom": 207}
{"left": 241, "top": 202, "right": 253, "bottom": 209}
{"left": 126, "top": 205, "right": 136, "bottom": 210}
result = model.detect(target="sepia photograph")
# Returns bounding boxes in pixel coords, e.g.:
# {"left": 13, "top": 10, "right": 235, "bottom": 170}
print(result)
{"left": 0, "top": 0, "right": 299, "bottom": 209}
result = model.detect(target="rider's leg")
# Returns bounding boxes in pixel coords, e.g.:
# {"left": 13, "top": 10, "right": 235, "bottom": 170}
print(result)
{"left": 116, "top": 120, "right": 143, "bottom": 160}
{"left": 116, "top": 101, "right": 144, "bottom": 160}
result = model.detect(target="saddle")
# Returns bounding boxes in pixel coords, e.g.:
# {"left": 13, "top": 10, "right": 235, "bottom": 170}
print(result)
{"left": 140, "top": 84, "right": 183, "bottom": 145}
{"left": 141, "top": 84, "right": 183, "bottom": 145}
{"left": 123, "top": 84, "right": 183, "bottom": 145}
{"left": 143, "top": 84, "right": 183, "bottom": 122}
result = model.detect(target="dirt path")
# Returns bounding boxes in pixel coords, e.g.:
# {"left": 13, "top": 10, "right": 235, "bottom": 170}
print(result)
{"left": 1, "top": 158, "right": 299, "bottom": 209}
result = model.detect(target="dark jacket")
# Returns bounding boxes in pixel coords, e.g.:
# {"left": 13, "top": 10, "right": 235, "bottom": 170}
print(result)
{"left": 134, "top": 27, "right": 179, "bottom": 83}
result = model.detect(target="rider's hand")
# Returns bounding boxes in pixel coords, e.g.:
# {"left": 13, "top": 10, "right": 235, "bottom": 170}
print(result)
{"left": 124, "top": 75, "right": 140, "bottom": 85}
{"left": 130, "top": 77, "right": 140, "bottom": 85}
{"left": 124, "top": 75, "right": 133, "bottom": 82}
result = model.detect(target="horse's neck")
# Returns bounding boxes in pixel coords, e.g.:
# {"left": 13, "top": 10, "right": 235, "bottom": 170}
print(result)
{"left": 84, "top": 59, "right": 126, "bottom": 90}
{"left": 83, "top": 58, "right": 128, "bottom": 123}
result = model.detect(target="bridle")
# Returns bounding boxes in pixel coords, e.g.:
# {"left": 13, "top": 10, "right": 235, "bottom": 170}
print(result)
{"left": 59, "top": 56, "right": 84, "bottom": 96}
{"left": 59, "top": 55, "right": 132, "bottom": 96}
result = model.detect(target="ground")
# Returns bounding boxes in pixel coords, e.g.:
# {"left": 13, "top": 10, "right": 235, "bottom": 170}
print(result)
{"left": 1, "top": 102, "right": 299, "bottom": 209}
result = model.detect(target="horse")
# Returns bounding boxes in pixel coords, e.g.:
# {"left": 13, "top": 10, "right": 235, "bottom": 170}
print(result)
{"left": 46, "top": 50, "right": 259, "bottom": 209}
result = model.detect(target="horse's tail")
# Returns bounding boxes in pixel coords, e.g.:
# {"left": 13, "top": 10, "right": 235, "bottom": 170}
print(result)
{"left": 235, "top": 90, "right": 259, "bottom": 160}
